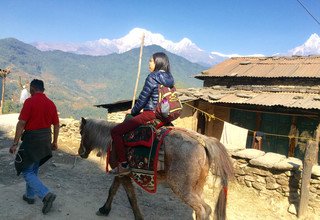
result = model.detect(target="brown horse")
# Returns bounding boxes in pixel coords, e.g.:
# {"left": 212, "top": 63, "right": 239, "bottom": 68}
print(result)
{"left": 78, "top": 117, "right": 234, "bottom": 220}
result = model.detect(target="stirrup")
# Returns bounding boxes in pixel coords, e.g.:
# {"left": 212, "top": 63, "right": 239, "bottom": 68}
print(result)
{"left": 109, "top": 163, "right": 131, "bottom": 176}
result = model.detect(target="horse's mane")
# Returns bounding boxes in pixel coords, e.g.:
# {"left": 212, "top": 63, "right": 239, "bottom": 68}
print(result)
{"left": 83, "top": 118, "right": 118, "bottom": 155}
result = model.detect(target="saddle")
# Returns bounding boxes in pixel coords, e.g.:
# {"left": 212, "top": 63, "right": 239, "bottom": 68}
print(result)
{"left": 122, "top": 119, "right": 171, "bottom": 193}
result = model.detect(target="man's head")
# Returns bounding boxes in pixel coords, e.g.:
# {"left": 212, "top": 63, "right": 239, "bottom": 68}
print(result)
{"left": 30, "top": 79, "right": 45, "bottom": 95}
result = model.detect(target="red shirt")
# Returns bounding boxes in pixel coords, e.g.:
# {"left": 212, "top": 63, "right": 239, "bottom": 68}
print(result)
{"left": 19, "top": 93, "right": 59, "bottom": 131}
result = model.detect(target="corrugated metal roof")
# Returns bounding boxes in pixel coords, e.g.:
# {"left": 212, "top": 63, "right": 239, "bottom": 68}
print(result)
{"left": 197, "top": 56, "right": 320, "bottom": 78}
{"left": 178, "top": 86, "right": 320, "bottom": 110}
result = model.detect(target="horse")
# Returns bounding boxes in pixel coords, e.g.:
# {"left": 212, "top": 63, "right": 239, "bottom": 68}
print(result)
{"left": 78, "top": 117, "right": 234, "bottom": 220}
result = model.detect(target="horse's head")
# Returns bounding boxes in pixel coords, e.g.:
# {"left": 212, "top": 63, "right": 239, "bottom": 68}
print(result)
{"left": 78, "top": 117, "right": 93, "bottom": 158}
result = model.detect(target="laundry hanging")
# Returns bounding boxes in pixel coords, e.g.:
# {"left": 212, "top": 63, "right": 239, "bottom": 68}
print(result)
{"left": 220, "top": 122, "right": 248, "bottom": 150}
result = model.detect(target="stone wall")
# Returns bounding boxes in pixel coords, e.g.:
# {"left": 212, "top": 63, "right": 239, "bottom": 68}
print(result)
{"left": 231, "top": 148, "right": 320, "bottom": 214}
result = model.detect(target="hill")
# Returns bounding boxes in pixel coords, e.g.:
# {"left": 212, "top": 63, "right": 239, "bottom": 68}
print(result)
{"left": 0, "top": 38, "right": 205, "bottom": 118}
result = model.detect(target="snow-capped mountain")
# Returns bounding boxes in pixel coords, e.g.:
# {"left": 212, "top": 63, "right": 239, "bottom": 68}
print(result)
{"left": 289, "top": 33, "right": 320, "bottom": 56}
{"left": 32, "top": 28, "right": 320, "bottom": 67}
{"left": 33, "top": 28, "right": 224, "bottom": 66}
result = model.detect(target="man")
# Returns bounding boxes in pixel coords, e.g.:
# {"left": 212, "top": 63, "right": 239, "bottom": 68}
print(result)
{"left": 19, "top": 85, "right": 30, "bottom": 104}
{"left": 9, "top": 79, "right": 59, "bottom": 214}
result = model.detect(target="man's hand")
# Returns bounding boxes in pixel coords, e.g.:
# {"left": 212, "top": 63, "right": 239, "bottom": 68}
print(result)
{"left": 51, "top": 142, "right": 58, "bottom": 151}
{"left": 9, "top": 144, "right": 18, "bottom": 154}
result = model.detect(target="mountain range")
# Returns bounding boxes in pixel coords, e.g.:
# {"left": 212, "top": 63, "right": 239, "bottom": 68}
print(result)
{"left": 33, "top": 28, "right": 320, "bottom": 66}
{"left": 0, "top": 38, "right": 204, "bottom": 118}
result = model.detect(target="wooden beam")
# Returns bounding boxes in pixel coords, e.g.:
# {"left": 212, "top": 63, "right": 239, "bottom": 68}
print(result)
{"left": 298, "top": 124, "right": 320, "bottom": 218}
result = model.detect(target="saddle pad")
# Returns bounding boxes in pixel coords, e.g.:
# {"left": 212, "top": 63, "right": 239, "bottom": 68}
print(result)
{"left": 123, "top": 125, "right": 155, "bottom": 147}
{"left": 128, "top": 128, "right": 171, "bottom": 193}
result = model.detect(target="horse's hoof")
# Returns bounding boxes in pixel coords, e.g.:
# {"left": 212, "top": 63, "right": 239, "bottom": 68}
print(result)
{"left": 96, "top": 210, "right": 107, "bottom": 216}
{"left": 96, "top": 207, "right": 110, "bottom": 216}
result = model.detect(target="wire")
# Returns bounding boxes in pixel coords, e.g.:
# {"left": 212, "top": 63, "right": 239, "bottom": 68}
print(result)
{"left": 183, "top": 102, "right": 316, "bottom": 141}
{"left": 296, "top": 0, "right": 320, "bottom": 26}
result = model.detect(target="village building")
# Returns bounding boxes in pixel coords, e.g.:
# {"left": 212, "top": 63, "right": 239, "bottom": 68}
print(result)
{"left": 175, "top": 55, "right": 320, "bottom": 161}
{"left": 100, "top": 55, "right": 320, "bottom": 160}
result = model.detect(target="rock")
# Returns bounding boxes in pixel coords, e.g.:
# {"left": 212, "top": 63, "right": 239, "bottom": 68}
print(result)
{"left": 252, "top": 182, "right": 264, "bottom": 191}
{"left": 245, "top": 175, "right": 255, "bottom": 182}
{"left": 276, "top": 177, "right": 289, "bottom": 186}
{"left": 266, "top": 182, "right": 280, "bottom": 190}
{"left": 273, "top": 157, "right": 302, "bottom": 171}
{"left": 235, "top": 169, "right": 246, "bottom": 176}
{"left": 312, "top": 165, "right": 320, "bottom": 177}
{"left": 288, "top": 204, "right": 297, "bottom": 215}
{"left": 245, "top": 180, "right": 252, "bottom": 187}
{"left": 246, "top": 167, "right": 270, "bottom": 176}
{"left": 250, "top": 152, "right": 286, "bottom": 169}
{"left": 232, "top": 149, "right": 265, "bottom": 160}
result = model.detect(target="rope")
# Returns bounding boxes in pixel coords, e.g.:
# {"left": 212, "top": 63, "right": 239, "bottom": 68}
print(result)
{"left": 182, "top": 102, "right": 317, "bottom": 142}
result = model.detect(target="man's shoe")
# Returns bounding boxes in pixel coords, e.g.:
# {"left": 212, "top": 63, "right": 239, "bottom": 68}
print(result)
{"left": 109, "top": 162, "right": 131, "bottom": 176}
{"left": 42, "top": 192, "right": 56, "bottom": 214}
{"left": 23, "top": 194, "right": 35, "bottom": 204}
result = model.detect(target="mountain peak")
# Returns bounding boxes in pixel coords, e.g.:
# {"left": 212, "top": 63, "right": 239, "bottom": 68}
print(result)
{"left": 289, "top": 33, "right": 320, "bottom": 56}
{"left": 31, "top": 28, "right": 320, "bottom": 67}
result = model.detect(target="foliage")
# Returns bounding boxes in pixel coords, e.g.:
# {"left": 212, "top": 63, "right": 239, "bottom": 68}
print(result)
{"left": 0, "top": 38, "right": 206, "bottom": 118}
{"left": 2, "top": 100, "right": 20, "bottom": 114}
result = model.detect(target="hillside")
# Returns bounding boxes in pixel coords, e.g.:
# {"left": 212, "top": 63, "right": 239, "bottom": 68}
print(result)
{"left": 0, "top": 38, "right": 205, "bottom": 118}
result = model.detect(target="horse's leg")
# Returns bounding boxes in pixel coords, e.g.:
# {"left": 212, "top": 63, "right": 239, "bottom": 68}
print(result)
{"left": 121, "top": 176, "right": 144, "bottom": 220}
{"left": 195, "top": 169, "right": 212, "bottom": 219}
{"left": 166, "top": 151, "right": 211, "bottom": 219}
{"left": 96, "top": 176, "right": 121, "bottom": 216}
{"left": 167, "top": 170, "right": 209, "bottom": 220}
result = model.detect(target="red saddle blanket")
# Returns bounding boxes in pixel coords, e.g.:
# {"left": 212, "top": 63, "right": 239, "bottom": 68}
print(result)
{"left": 114, "top": 125, "right": 171, "bottom": 193}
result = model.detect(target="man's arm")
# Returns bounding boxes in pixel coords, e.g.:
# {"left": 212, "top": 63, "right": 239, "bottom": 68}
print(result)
{"left": 52, "top": 123, "right": 60, "bottom": 150}
{"left": 9, "top": 120, "right": 26, "bottom": 154}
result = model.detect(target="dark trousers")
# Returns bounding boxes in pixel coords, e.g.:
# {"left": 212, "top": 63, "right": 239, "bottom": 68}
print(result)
{"left": 111, "top": 111, "right": 156, "bottom": 163}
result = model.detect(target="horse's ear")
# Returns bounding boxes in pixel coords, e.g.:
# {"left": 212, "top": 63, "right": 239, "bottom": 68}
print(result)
{"left": 81, "top": 117, "right": 86, "bottom": 125}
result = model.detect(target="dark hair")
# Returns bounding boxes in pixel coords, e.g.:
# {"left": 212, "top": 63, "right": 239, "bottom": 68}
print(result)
{"left": 30, "top": 79, "right": 45, "bottom": 92}
{"left": 153, "top": 52, "right": 171, "bottom": 73}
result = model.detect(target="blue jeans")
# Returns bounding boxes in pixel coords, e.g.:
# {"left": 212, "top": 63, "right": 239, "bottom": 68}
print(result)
{"left": 22, "top": 162, "right": 49, "bottom": 200}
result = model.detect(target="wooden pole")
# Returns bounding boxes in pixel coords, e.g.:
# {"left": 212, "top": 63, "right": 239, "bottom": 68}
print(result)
{"left": 315, "top": 124, "right": 320, "bottom": 164}
{"left": 131, "top": 33, "right": 145, "bottom": 108}
{"left": 0, "top": 77, "right": 4, "bottom": 114}
{"left": 298, "top": 124, "right": 320, "bottom": 218}
{"left": 0, "top": 69, "right": 10, "bottom": 114}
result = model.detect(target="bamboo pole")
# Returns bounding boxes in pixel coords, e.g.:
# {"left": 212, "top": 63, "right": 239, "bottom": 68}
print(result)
{"left": 131, "top": 33, "right": 145, "bottom": 108}
{"left": 298, "top": 124, "right": 320, "bottom": 218}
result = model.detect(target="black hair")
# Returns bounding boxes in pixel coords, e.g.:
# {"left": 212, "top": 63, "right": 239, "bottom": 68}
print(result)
{"left": 30, "top": 79, "right": 45, "bottom": 92}
{"left": 152, "top": 52, "right": 171, "bottom": 73}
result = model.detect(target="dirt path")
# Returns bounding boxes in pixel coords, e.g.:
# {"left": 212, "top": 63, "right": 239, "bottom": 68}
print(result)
{"left": 0, "top": 114, "right": 318, "bottom": 220}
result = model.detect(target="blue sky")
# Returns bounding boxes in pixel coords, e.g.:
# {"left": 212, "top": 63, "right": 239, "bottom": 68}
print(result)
{"left": 0, "top": 0, "right": 319, "bottom": 55}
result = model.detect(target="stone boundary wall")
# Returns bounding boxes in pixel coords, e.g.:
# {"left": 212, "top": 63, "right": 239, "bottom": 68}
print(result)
{"left": 231, "top": 149, "right": 320, "bottom": 214}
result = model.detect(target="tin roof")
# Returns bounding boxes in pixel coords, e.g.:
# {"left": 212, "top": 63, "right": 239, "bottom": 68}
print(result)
{"left": 178, "top": 85, "right": 320, "bottom": 111}
{"left": 196, "top": 56, "right": 320, "bottom": 79}
{"left": 96, "top": 85, "right": 320, "bottom": 113}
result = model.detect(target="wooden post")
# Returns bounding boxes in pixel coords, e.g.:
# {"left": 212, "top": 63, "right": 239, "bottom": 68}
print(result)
{"left": 298, "top": 125, "right": 320, "bottom": 218}
{"left": 131, "top": 33, "right": 145, "bottom": 108}
{"left": 0, "top": 69, "right": 10, "bottom": 114}
{"left": 315, "top": 124, "right": 320, "bottom": 164}
{"left": 288, "top": 116, "right": 297, "bottom": 157}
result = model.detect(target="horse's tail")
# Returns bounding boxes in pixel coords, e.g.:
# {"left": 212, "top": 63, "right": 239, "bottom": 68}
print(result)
{"left": 204, "top": 137, "right": 234, "bottom": 220}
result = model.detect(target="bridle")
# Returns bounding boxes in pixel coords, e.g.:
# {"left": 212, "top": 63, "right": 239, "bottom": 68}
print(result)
{"left": 79, "top": 142, "right": 87, "bottom": 156}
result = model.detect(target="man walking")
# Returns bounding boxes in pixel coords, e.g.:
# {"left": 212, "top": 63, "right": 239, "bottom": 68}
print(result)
{"left": 9, "top": 79, "right": 59, "bottom": 214}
